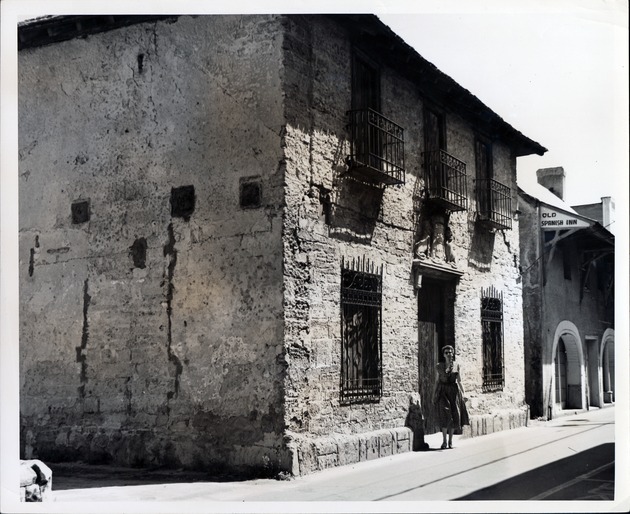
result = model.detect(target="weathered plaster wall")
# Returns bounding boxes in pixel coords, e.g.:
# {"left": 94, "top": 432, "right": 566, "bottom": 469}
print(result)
{"left": 19, "top": 15, "right": 289, "bottom": 473}
{"left": 280, "top": 15, "right": 527, "bottom": 473}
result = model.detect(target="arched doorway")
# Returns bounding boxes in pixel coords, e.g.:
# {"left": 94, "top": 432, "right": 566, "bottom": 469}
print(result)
{"left": 550, "top": 321, "right": 585, "bottom": 417}
{"left": 554, "top": 338, "right": 568, "bottom": 409}
{"left": 601, "top": 329, "right": 615, "bottom": 403}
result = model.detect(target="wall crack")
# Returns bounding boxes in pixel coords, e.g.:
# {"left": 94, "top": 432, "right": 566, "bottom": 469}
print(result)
{"left": 76, "top": 279, "right": 91, "bottom": 398}
{"left": 163, "top": 223, "right": 183, "bottom": 414}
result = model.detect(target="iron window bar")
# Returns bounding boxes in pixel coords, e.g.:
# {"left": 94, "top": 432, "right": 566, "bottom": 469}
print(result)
{"left": 340, "top": 256, "right": 383, "bottom": 404}
{"left": 346, "top": 108, "right": 405, "bottom": 186}
{"left": 422, "top": 149, "right": 468, "bottom": 211}
{"left": 476, "top": 178, "right": 512, "bottom": 230}
{"left": 481, "top": 286, "right": 505, "bottom": 392}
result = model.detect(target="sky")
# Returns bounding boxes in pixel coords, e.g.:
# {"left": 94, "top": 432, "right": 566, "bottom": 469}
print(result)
{"left": 5, "top": 0, "right": 627, "bottom": 209}
{"left": 377, "top": 4, "right": 628, "bottom": 208}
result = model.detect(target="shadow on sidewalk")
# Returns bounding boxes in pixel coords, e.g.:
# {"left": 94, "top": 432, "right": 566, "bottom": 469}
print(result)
{"left": 455, "top": 443, "right": 614, "bottom": 501}
{"left": 52, "top": 462, "right": 253, "bottom": 490}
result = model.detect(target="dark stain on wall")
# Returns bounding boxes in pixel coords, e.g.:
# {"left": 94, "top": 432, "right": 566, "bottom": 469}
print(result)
{"left": 130, "top": 237, "right": 147, "bottom": 269}
{"left": 163, "top": 223, "right": 183, "bottom": 406}
{"left": 124, "top": 376, "right": 133, "bottom": 416}
{"left": 76, "top": 279, "right": 91, "bottom": 398}
{"left": 29, "top": 248, "right": 35, "bottom": 277}
{"left": 29, "top": 235, "right": 39, "bottom": 277}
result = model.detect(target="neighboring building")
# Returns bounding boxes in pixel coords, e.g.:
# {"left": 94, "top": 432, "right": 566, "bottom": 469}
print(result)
{"left": 19, "top": 14, "right": 545, "bottom": 476}
{"left": 518, "top": 167, "right": 615, "bottom": 420}
{"left": 573, "top": 197, "right": 616, "bottom": 235}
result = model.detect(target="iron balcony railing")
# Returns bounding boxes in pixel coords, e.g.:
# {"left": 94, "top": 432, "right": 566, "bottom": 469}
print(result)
{"left": 422, "top": 150, "right": 468, "bottom": 211}
{"left": 476, "top": 178, "right": 512, "bottom": 230}
{"left": 346, "top": 108, "right": 405, "bottom": 186}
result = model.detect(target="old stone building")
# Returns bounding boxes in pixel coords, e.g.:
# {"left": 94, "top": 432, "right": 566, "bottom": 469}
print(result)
{"left": 518, "top": 167, "right": 615, "bottom": 420}
{"left": 19, "top": 14, "right": 545, "bottom": 476}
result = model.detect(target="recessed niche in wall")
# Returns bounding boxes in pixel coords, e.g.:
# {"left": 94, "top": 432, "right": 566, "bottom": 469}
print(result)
{"left": 240, "top": 177, "right": 262, "bottom": 209}
{"left": 71, "top": 200, "right": 90, "bottom": 224}
{"left": 130, "top": 237, "right": 147, "bottom": 269}
{"left": 170, "top": 185, "right": 195, "bottom": 221}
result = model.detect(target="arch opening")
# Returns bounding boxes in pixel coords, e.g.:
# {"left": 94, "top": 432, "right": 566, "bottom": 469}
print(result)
{"left": 549, "top": 321, "right": 585, "bottom": 418}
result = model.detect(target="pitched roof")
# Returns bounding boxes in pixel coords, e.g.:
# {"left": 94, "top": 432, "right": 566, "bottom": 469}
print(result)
{"left": 328, "top": 14, "right": 547, "bottom": 158}
{"left": 18, "top": 14, "right": 547, "bottom": 158}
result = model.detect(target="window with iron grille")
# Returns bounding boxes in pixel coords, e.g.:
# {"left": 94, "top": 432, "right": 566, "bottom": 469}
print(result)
{"left": 475, "top": 139, "right": 512, "bottom": 230}
{"left": 346, "top": 51, "right": 405, "bottom": 186}
{"left": 481, "top": 286, "right": 504, "bottom": 392}
{"left": 340, "top": 257, "right": 382, "bottom": 403}
{"left": 422, "top": 107, "right": 468, "bottom": 212}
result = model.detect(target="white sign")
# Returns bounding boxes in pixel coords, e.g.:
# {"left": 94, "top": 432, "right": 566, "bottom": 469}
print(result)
{"left": 540, "top": 207, "right": 591, "bottom": 229}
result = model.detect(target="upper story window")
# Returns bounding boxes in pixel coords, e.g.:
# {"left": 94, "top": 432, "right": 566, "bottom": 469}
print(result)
{"left": 475, "top": 139, "right": 512, "bottom": 230}
{"left": 422, "top": 107, "right": 467, "bottom": 211}
{"left": 340, "top": 257, "right": 382, "bottom": 404}
{"left": 346, "top": 51, "right": 405, "bottom": 186}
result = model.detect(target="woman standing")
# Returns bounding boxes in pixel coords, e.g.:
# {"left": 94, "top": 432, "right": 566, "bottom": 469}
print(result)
{"left": 433, "top": 345, "right": 469, "bottom": 449}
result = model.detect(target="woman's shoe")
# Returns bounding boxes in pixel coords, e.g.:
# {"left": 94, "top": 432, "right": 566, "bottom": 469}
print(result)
{"left": 448, "top": 443, "right": 453, "bottom": 449}
{"left": 440, "top": 443, "right": 447, "bottom": 449}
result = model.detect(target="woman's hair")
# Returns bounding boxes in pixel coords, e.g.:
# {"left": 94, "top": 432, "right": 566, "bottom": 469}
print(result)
{"left": 442, "top": 345, "right": 455, "bottom": 354}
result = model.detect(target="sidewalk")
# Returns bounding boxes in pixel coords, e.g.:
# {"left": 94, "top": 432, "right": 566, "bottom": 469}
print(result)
{"left": 42, "top": 406, "right": 619, "bottom": 507}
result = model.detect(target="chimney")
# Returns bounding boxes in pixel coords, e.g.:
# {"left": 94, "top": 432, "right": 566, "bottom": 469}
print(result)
{"left": 536, "top": 167, "right": 565, "bottom": 200}
{"left": 601, "top": 196, "right": 615, "bottom": 231}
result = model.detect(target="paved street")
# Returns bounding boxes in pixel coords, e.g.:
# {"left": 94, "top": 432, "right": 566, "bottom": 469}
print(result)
{"left": 47, "top": 406, "right": 623, "bottom": 510}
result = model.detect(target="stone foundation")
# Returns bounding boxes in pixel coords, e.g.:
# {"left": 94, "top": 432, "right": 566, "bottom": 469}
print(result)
{"left": 288, "top": 427, "right": 414, "bottom": 475}
{"left": 464, "top": 407, "right": 529, "bottom": 438}
{"left": 288, "top": 406, "right": 528, "bottom": 475}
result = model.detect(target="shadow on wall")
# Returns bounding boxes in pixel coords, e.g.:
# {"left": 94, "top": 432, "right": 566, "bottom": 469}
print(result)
{"left": 468, "top": 223, "right": 496, "bottom": 271}
{"left": 316, "top": 151, "right": 384, "bottom": 244}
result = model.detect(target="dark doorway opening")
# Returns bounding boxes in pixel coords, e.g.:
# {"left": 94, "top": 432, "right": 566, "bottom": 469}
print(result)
{"left": 418, "top": 278, "right": 455, "bottom": 434}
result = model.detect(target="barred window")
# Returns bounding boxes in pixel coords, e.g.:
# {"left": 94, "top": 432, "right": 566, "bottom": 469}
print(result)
{"left": 340, "top": 257, "right": 382, "bottom": 403}
{"left": 481, "top": 286, "right": 504, "bottom": 392}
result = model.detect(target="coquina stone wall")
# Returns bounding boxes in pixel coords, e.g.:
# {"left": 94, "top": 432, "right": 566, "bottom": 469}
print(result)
{"left": 280, "top": 15, "right": 528, "bottom": 474}
{"left": 20, "top": 15, "right": 291, "bottom": 474}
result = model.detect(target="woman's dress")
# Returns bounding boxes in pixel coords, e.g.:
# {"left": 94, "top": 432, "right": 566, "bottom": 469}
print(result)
{"left": 435, "top": 361, "right": 469, "bottom": 432}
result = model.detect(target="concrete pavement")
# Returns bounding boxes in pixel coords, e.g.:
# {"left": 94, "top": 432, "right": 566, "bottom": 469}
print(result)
{"left": 43, "top": 406, "right": 625, "bottom": 510}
